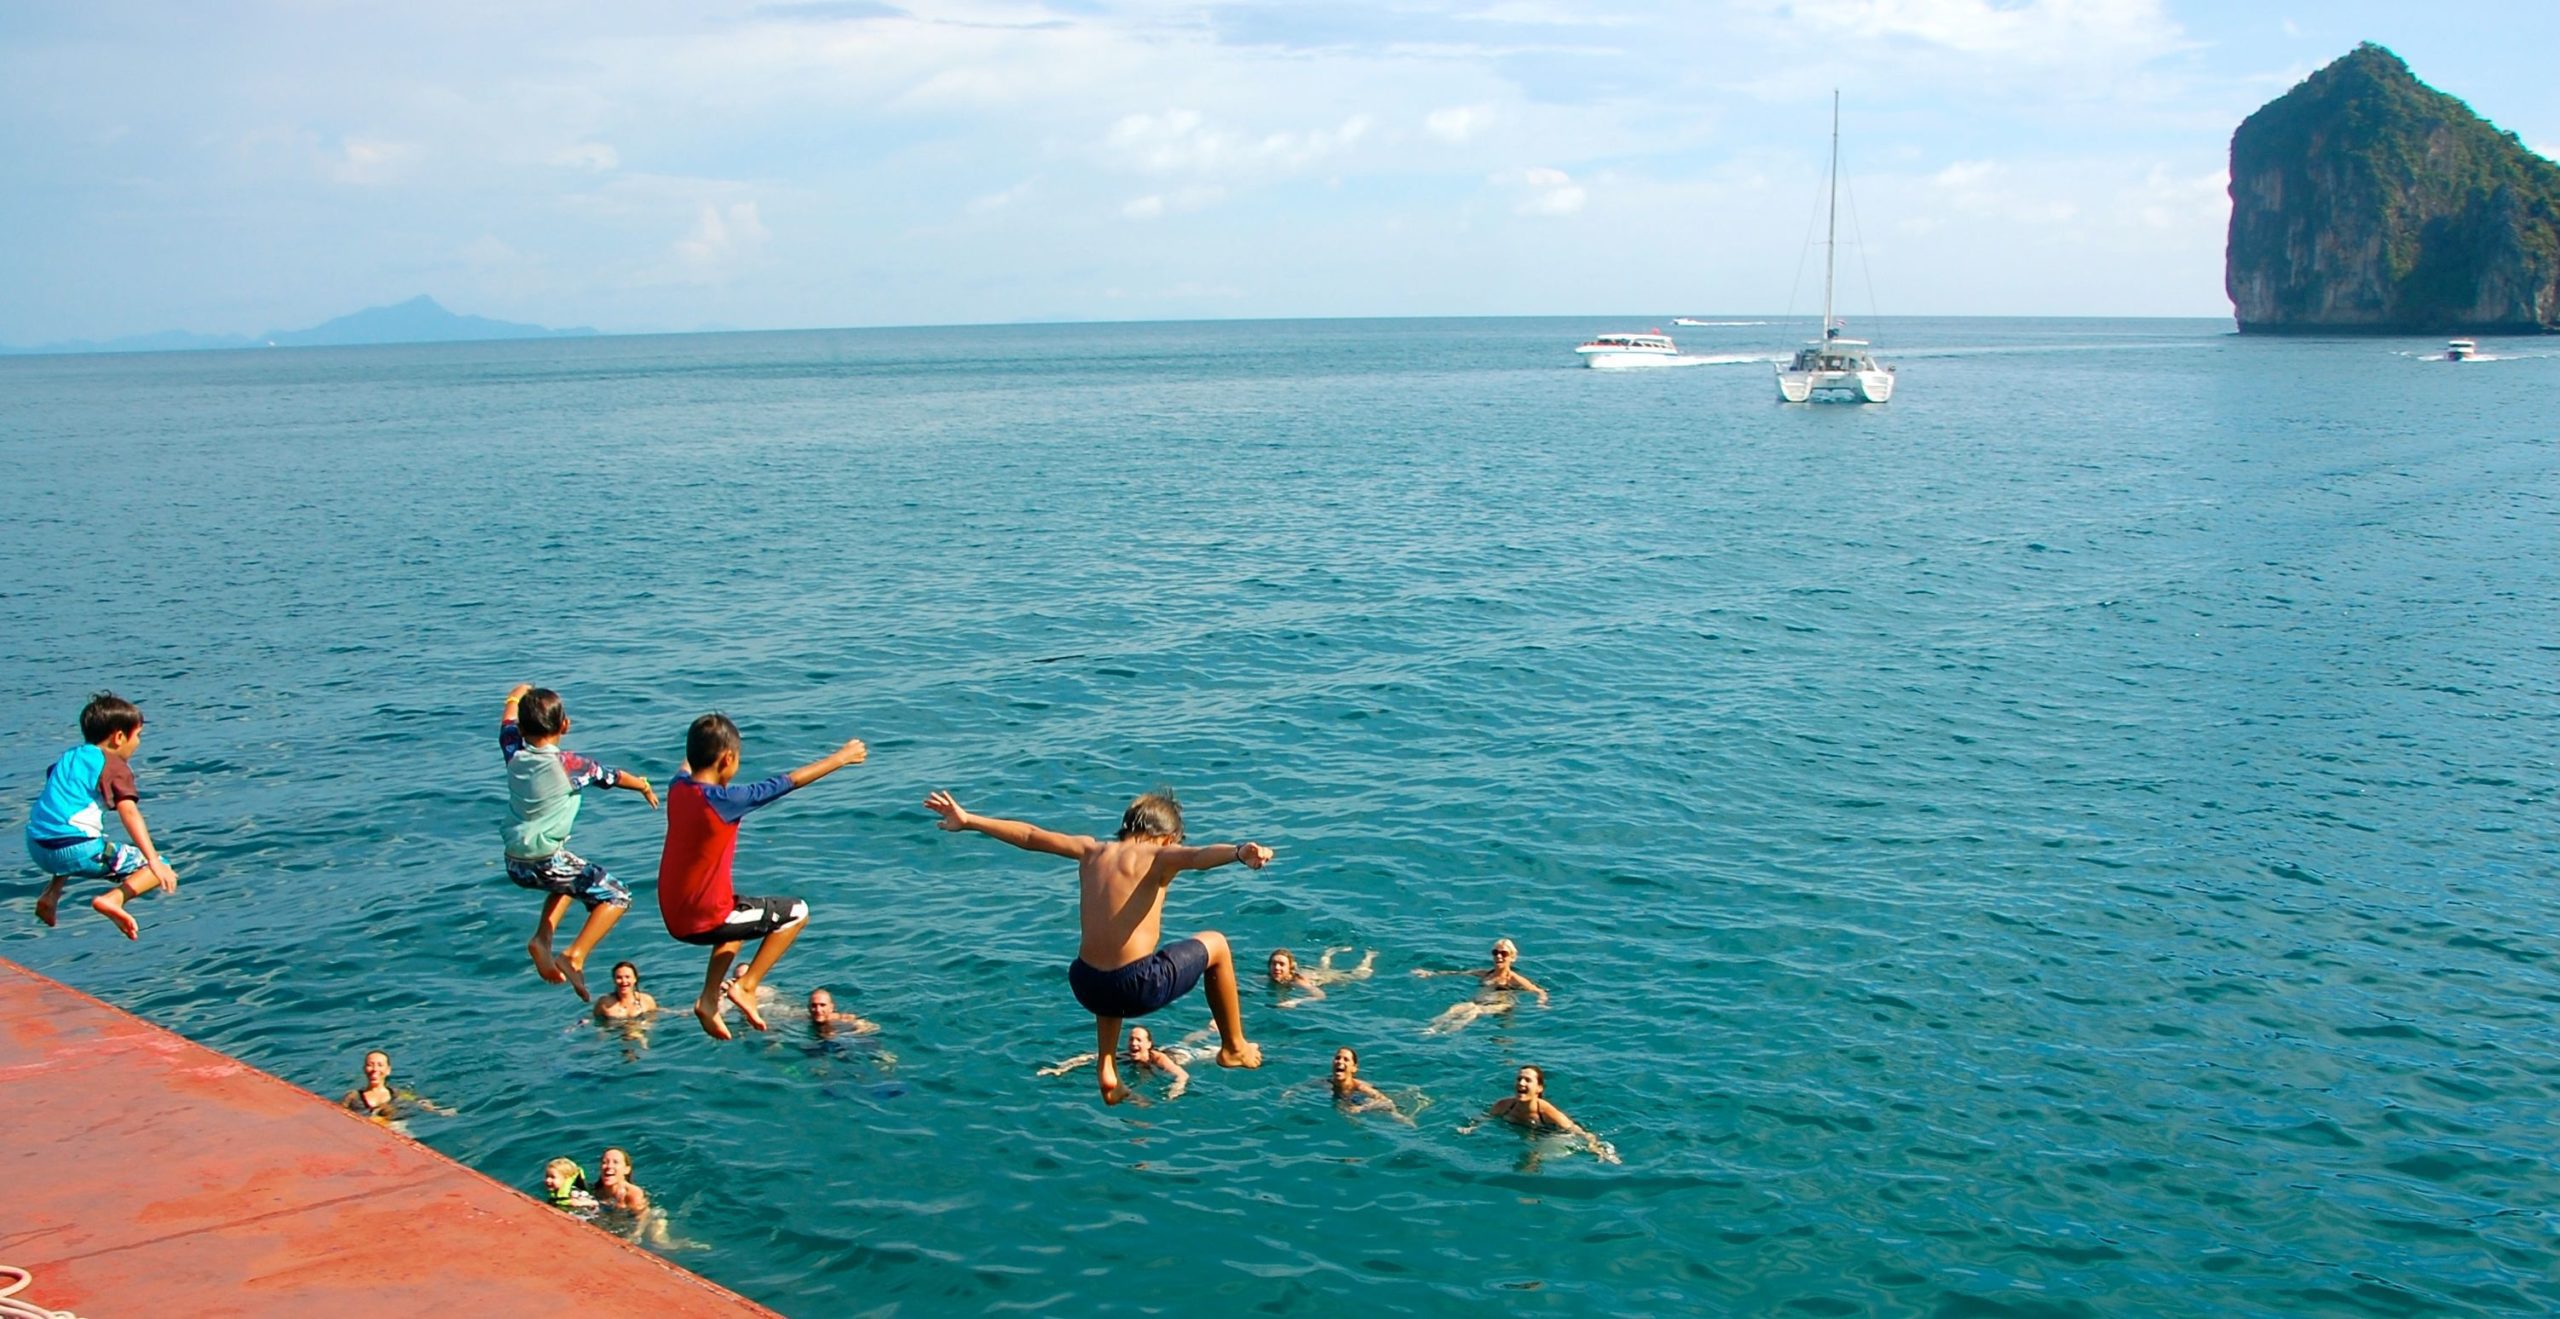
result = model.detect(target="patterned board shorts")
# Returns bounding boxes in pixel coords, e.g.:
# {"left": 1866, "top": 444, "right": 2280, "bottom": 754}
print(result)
{"left": 504, "top": 849, "right": 632, "bottom": 911}
{"left": 27, "top": 836, "right": 147, "bottom": 883}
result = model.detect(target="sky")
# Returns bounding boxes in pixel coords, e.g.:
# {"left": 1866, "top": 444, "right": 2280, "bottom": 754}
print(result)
{"left": 4, "top": 1, "right": 2556, "bottom": 341}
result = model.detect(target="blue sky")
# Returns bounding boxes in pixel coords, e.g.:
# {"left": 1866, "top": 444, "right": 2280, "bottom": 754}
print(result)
{"left": 4, "top": 1, "right": 2554, "bottom": 340}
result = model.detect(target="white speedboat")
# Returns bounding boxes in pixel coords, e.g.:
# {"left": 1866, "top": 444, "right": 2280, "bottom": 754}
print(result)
{"left": 1776, "top": 93, "right": 1894, "bottom": 404}
{"left": 2444, "top": 338, "right": 2479, "bottom": 361}
{"left": 1576, "top": 332, "right": 1681, "bottom": 368}
{"left": 1671, "top": 317, "right": 1711, "bottom": 327}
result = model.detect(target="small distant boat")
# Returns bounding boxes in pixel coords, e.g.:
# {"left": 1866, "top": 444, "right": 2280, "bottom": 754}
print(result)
{"left": 1776, "top": 93, "right": 1894, "bottom": 404}
{"left": 2444, "top": 338, "right": 2479, "bottom": 361}
{"left": 1576, "top": 332, "right": 1681, "bottom": 368}
{"left": 1671, "top": 317, "right": 1711, "bottom": 327}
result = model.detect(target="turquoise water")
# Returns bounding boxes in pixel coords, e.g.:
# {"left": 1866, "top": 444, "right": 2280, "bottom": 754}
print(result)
{"left": 4, "top": 317, "right": 2558, "bottom": 1315}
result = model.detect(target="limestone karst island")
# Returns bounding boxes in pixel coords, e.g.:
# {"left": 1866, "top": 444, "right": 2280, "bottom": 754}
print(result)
{"left": 2227, "top": 43, "right": 2560, "bottom": 334}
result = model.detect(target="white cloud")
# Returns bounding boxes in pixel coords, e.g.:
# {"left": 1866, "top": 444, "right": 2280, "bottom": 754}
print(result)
{"left": 675, "top": 201, "right": 769, "bottom": 273}
{"left": 2126, "top": 165, "right": 2228, "bottom": 231}
{"left": 1770, "top": 0, "right": 2186, "bottom": 63}
{"left": 1104, "top": 109, "right": 1373, "bottom": 179}
{"left": 320, "top": 137, "right": 415, "bottom": 185}
{"left": 1425, "top": 104, "right": 1495, "bottom": 144}
{"left": 965, "top": 179, "right": 1034, "bottom": 214}
{"left": 1498, "top": 165, "right": 1585, "bottom": 217}
{"left": 552, "top": 142, "right": 620, "bottom": 172}
{"left": 1120, "top": 185, "right": 1226, "bottom": 220}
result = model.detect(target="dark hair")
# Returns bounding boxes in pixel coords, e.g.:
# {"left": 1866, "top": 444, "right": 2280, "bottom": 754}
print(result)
{"left": 687, "top": 713, "right": 742, "bottom": 769}
{"left": 1118, "top": 791, "right": 1183, "bottom": 841}
{"left": 1337, "top": 1046, "right": 1358, "bottom": 1064}
{"left": 1520, "top": 1064, "right": 1546, "bottom": 1085}
{"left": 80, "top": 692, "right": 142, "bottom": 745}
{"left": 610, "top": 961, "right": 638, "bottom": 979}
{"left": 518, "top": 688, "right": 567, "bottom": 739}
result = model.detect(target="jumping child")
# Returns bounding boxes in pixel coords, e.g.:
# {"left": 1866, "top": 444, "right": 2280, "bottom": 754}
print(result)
{"left": 923, "top": 788, "right": 1269, "bottom": 1104}
{"left": 656, "top": 714, "right": 866, "bottom": 1039}
{"left": 499, "top": 684, "right": 658, "bottom": 1001}
{"left": 25, "top": 692, "right": 176, "bottom": 939}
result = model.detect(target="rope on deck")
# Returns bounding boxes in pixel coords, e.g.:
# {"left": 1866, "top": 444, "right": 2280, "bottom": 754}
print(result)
{"left": 0, "top": 1265, "right": 81, "bottom": 1319}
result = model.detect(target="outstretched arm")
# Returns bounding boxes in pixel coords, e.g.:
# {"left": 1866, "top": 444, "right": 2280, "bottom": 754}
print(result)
{"left": 1037, "top": 1053, "right": 1098, "bottom": 1077}
{"left": 788, "top": 738, "right": 867, "bottom": 788}
{"left": 501, "top": 683, "right": 532, "bottom": 720}
{"left": 1155, "top": 1053, "right": 1190, "bottom": 1098}
{"left": 923, "top": 791, "right": 1095, "bottom": 859}
{"left": 1514, "top": 974, "right": 1551, "bottom": 1006}
{"left": 1279, "top": 980, "right": 1324, "bottom": 1008}
{"left": 1155, "top": 841, "right": 1273, "bottom": 873}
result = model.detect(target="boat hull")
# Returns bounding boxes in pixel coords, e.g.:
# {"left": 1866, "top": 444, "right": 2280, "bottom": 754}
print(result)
{"left": 1776, "top": 367, "right": 1893, "bottom": 403}
{"left": 1582, "top": 351, "right": 1681, "bottom": 369}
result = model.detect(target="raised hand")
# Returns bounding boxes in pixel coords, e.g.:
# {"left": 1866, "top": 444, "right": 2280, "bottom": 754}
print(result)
{"left": 836, "top": 738, "right": 868, "bottom": 766}
{"left": 923, "top": 789, "right": 969, "bottom": 831}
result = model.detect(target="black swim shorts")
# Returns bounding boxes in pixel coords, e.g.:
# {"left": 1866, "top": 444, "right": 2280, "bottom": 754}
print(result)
{"left": 1067, "top": 938, "right": 1209, "bottom": 1019}
{"left": 674, "top": 895, "right": 808, "bottom": 947}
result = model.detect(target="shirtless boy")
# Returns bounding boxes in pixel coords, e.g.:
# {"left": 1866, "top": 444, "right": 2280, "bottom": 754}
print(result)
{"left": 924, "top": 788, "right": 1268, "bottom": 1104}
{"left": 1417, "top": 937, "right": 1549, "bottom": 1033}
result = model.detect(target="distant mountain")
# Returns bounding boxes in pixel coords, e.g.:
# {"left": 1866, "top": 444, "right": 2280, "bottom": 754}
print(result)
{"left": 1, "top": 296, "right": 598, "bottom": 356}
{"left": 263, "top": 296, "right": 596, "bottom": 347}
{"left": 2227, "top": 43, "right": 2560, "bottom": 333}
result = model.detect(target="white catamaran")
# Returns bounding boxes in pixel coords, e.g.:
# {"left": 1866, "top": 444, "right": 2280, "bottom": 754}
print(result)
{"left": 1777, "top": 92, "right": 1894, "bottom": 404}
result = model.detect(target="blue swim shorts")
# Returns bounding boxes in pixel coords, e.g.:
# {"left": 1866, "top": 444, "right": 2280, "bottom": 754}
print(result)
{"left": 504, "top": 849, "right": 632, "bottom": 911}
{"left": 1067, "top": 938, "right": 1210, "bottom": 1020}
{"left": 27, "top": 835, "right": 146, "bottom": 883}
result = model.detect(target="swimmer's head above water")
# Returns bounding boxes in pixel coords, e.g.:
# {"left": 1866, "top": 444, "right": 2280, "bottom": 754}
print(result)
{"left": 599, "top": 1147, "right": 631, "bottom": 1184}
{"left": 1514, "top": 1064, "right": 1545, "bottom": 1102}
{"left": 1492, "top": 939, "right": 1519, "bottom": 965}
{"left": 808, "top": 988, "right": 836, "bottom": 1027}
{"left": 1268, "top": 948, "right": 1298, "bottom": 982}
{"left": 1117, "top": 791, "right": 1182, "bottom": 842}
{"left": 610, "top": 962, "right": 640, "bottom": 995}
{"left": 1127, "top": 1025, "right": 1158, "bottom": 1062}
{"left": 1332, "top": 1046, "right": 1359, "bottom": 1088}
{"left": 543, "top": 1157, "right": 589, "bottom": 1205}
{"left": 361, "top": 1049, "right": 391, "bottom": 1088}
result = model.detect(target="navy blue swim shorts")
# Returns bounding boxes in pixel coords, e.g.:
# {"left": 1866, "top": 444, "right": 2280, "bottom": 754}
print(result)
{"left": 1067, "top": 938, "right": 1209, "bottom": 1019}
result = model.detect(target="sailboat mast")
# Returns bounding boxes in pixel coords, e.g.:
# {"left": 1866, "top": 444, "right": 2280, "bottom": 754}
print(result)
{"left": 1822, "top": 90, "right": 1839, "bottom": 339}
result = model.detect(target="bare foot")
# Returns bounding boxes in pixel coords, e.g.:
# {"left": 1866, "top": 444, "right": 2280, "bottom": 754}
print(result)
{"left": 1101, "top": 1083, "right": 1138, "bottom": 1105}
{"left": 559, "top": 954, "right": 592, "bottom": 1003}
{"left": 90, "top": 893, "right": 139, "bottom": 940}
{"left": 1216, "top": 1041, "right": 1264, "bottom": 1069}
{"left": 527, "top": 938, "right": 565, "bottom": 984}
{"left": 693, "top": 996, "right": 734, "bottom": 1041}
{"left": 725, "top": 979, "right": 771, "bottom": 1032}
{"left": 36, "top": 889, "right": 60, "bottom": 927}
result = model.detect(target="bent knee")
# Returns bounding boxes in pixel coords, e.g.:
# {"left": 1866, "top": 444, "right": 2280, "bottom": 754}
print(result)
{"left": 1191, "top": 930, "right": 1231, "bottom": 961}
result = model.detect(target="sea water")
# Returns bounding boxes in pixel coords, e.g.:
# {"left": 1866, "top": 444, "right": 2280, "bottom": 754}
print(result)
{"left": 3, "top": 317, "right": 2556, "bottom": 1316}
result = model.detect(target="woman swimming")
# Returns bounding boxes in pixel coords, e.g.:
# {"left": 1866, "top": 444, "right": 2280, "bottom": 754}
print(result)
{"left": 1463, "top": 1064, "right": 1617, "bottom": 1164}
{"left": 593, "top": 961, "right": 658, "bottom": 1022}
{"left": 338, "top": 1049, "right": 454, "bottom": 1121}
{"left": 1039, "top": 1023, "right": 1192, "bottom": 1100}
{"left": 1267, "top": 945, "right": 1378, "bottom": 1007}
{"left": 1416, "top": 938, "right": 1548, "bottom": 1034}
{"left": 1327, "top": 1046, "right": 1416, "bottom": 1124}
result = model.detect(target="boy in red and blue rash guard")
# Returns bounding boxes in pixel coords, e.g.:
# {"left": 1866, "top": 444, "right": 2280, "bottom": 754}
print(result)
{"left": 656, "top": 712, "right": 868, "bottom": 1040}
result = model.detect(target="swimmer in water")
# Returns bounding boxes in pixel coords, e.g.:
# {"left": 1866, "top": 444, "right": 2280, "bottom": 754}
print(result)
{"left": 596, "top": 1146, "right": 649, "bottom": 1213}
{"left": 1328, "top": 1046, "right": 1414, "bottom": 1123}
{"left": 543, "top": 1157, "right": 599, "bottom": 1213}
{"left": 338, "top": 1049, "right": 454, "bottom": 1120}
{"left": 807, "top": 987, "right": 877, "bottom": 1037}
{"left": 1039, "top": 1023, "right": 1193, "bottom": 1100}
{"left": 1268, "top": 945, "right": 1378, "bottom": 1008}
{"left": 1465, "top": 1064, "right": 1617, "bottom": 1164}
{"left": 593, "top": 961, "right": 659, "bottom": 1022}
{"left": 1416, "top": 937, "right": 1549, "bottom": 1034}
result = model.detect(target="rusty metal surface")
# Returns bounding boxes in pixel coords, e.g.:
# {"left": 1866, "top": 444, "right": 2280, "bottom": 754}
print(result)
{"left": 0, "top": 958, "right": 779, "bottom": 1318}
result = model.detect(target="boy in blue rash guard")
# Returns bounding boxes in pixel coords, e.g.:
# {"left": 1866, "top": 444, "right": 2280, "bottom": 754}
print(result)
{"left": 501, "top": 684, "right": 659, "bottom": 1002}
{"left": 924, "top": 787, "right": 1271, "bottom": 1104}
{"left": 25, "top": 692, "right": 176, "bottom": 939}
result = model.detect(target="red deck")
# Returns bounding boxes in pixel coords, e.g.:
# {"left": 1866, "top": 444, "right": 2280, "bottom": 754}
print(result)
{"left": 0, "top": 957, "right": 776, "bottom": 1318}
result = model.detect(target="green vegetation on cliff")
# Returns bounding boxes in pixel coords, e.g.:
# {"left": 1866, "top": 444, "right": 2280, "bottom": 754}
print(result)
{"left": 2226, "top": 44, "right": 2560, "bottom": 333}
